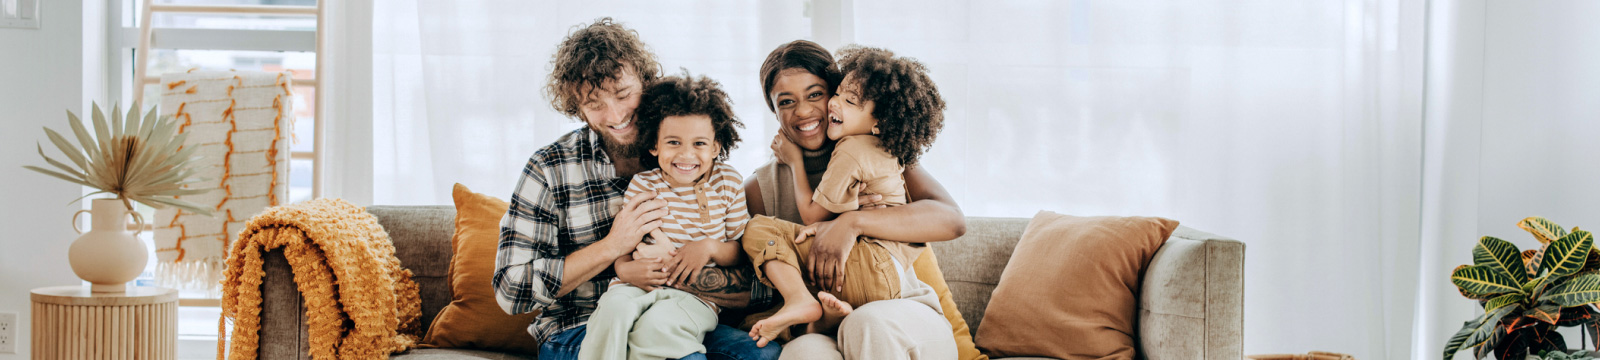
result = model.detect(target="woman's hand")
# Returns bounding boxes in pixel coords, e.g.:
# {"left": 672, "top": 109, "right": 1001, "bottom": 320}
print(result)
{"left": 794, "top": 218, "right": 862, "bottom": 293}
{"left": 855, "top": 183, "right": 886, "bottom": 210}
{"left": 663, "top": 238, "right": 718, "bottom": 287}
{"left": 614, "top": 254, "right": 669, "bottom": 291}
{"left": 770, "top": 135, "right": 804, "bottom": 166}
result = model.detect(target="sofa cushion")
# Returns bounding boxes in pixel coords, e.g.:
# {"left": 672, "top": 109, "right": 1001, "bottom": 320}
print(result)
{"left": 975, "top": 211, "right": 1176, "bottom": 359}
{"left": 929, "top": 217, "right": 1030, "bottom": 333}
{"left": 419, "top": 184, "right": 541, "bottom": 354}
{"left": 913, "top": 247, "right": 987, "bottom": 360}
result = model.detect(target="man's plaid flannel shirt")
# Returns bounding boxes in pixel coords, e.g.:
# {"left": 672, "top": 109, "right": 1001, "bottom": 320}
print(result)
{"left": 493, "top": 128, "right": 772, "bottom": 343}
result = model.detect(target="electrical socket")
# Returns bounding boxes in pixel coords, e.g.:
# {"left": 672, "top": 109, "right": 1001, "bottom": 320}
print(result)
{"left": 0, "top": 311, "right": 15, "bottom": 353}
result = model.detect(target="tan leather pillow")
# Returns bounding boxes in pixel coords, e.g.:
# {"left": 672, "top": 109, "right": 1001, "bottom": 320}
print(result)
{"left": 422, "top": 184, "right": 540, "bottom": 353}
{"left": 975, "top": 211, "right": 1176, "bottom": 359}
{"left": 912, "top": 247, "right": 988, "bottom": 360}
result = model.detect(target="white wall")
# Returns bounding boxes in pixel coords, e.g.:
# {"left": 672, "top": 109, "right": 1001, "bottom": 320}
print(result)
{"left": 0, "top": 0, "right": 106, "bottom": 357}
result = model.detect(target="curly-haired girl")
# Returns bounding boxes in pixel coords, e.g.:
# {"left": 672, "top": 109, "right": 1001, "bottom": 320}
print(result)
{"left": 743, "top": 45, "right": 946, "bottom": 347}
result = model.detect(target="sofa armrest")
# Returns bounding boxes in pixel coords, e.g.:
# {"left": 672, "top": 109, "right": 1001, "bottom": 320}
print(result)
{"left": 1139, "top": 226, "right": 1245, "bottom": 360}
{"left": 258, "top": 248, "right": 312, "bottom": 360}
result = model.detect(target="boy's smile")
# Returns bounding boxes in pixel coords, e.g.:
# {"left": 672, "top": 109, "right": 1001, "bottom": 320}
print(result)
{"left": 651, "top": 114, "right": 720, "bottom": 186}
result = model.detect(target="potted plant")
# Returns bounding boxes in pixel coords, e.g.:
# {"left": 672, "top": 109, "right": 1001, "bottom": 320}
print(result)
{"left": 1445, "top": 217, "right": 1600, "bottom": 360}
{"left": 24, "top": 102, "right": 213, "bottom": 292}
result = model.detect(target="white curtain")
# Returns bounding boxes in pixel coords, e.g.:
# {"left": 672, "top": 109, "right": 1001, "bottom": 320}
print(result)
{"left": 372, "top": 0, "right": 808, "bottom": 205}
{"left": 1417, "top": 1, "right": 1600, "bottom": 359}
{"left": 842, "top": 1, "right": 1424, "bottom": 358}
{"left": 368, "top": 1, "right": 1600, "bottom": 358}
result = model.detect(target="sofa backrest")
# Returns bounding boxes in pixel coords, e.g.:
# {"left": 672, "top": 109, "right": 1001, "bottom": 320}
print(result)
{"left": 365, "top": 206, "right": 1039, "bottom": 336}
{"left": 927, "top": 217, "right": 1030, "bottom": 332}
{"left": 368, "top": 205, "right": 456, "bottom": 335}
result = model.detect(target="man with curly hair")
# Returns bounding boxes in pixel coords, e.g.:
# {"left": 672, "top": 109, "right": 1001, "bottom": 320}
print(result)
{"left": 494, "top": 18, "right": 779, "bottom": 360}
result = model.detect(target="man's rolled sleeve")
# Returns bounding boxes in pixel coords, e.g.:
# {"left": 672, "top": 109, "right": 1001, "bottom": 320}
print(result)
{"left": 494, "top": 161, "right": 565, "bottom": 315}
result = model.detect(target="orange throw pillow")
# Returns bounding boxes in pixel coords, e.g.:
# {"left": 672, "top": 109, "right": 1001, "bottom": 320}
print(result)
{"left": 975, "top": 211, "right": 1176, "bottom": 359}
{"left": 421, "top": 184, "right": 541, "bottom": 353}
{"left": 912, "top": 248, "right": 988, "bottom": 360}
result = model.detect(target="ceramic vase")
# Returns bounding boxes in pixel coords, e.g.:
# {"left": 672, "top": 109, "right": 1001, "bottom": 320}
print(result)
{"left": 69, "top": 198, "right": 148, "bottom": 293}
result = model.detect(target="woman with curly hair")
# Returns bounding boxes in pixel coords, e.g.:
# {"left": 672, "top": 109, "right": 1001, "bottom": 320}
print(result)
{"left": 740, "top": 43, "right": 958, "bottom": 358}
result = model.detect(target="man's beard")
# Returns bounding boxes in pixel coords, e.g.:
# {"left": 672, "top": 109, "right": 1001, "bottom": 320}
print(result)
{"left": 589, "top": 123, "right": 635, "bottom": 159}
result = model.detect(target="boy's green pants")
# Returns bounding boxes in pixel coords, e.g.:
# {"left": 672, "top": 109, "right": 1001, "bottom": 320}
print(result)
{"left": 578, "top": 285, "right": 718, "bottom": 360}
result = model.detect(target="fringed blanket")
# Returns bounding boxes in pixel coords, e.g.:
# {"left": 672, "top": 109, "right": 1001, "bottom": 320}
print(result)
{"left": 220, "top": 199, "right": 421, "bottom": 360}
{"left": 155, "top": 70, "right": 294, "bottom": 294}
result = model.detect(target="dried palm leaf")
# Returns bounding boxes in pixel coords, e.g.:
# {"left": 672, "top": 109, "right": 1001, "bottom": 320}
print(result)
{"left": 24, "top": 102, "right": 215, "bottom": 216}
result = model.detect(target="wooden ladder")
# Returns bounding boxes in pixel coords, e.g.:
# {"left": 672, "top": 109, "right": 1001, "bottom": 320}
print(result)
{"left": 130, "top": 1, "right": 326, "bottom": 199}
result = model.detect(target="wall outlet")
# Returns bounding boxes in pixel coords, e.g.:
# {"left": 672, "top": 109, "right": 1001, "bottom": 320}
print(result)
{"left": 0, "top": 311, "right": 15, "bottom": 354}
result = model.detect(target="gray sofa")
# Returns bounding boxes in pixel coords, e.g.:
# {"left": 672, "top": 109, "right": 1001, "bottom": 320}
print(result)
{"left": 255, "top": 206, "right": 1245, "bottom": 360}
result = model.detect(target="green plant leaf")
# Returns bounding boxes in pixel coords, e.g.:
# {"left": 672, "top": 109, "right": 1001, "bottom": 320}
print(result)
{"left": 1527, "top": 303, "right": 1563, "bottom": 324}
{"left": 1474, "top": 324, "right": 1506, "bottom": 360}
{"left": 1477, "top": 236, "right": 1530, "bottom": 285}
{"left": 1523, "top": 217, "right": 1571, "bottom": 245}
{"left": 1543, "top": 273, "right": 1600, "bottom": 307}
{"left": 1556, "top": 305, "right": 1600, "bottom": 327}
{"left": 1487, "top": 293, "right": 1527, "bottom": 312}
{"left": 1544, "top": 230, "right": 1596, "bottom": 278}
{"left": 1454, "top": 265, "right": 1523, "bottom": 297}
{"left": 1444, "top": 305, "right": 1516, "bottom": 360}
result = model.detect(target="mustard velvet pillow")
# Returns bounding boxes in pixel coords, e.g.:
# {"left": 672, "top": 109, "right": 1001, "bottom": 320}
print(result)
{"left": 975, "top": 211, "right": 1176, "bottom": 359}
{"left": 421, "top": 184, "right": 541, "bottom": 353}
{"left": 912, "top": 247, "right": 988, "bottom": 360}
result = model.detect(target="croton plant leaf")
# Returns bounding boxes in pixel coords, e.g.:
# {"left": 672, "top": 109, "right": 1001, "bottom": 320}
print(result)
{"left": 1543, "top": 230, "right": 1596, "bottom": 279}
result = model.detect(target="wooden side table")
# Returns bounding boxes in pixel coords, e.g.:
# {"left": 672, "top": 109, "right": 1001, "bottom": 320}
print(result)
{"left": 30, "top": 286, "right": 178, "bottom": 360}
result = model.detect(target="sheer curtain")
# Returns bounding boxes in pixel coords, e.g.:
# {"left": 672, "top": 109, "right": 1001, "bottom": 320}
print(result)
{"left": 844, "top": 1, "right": 1424, "bottom": 358}
{"left": 371, "top": 0, "right": 1429, "bottom": 358}
{"left": 372, "top": 0, "right": 808, "bottom": 205}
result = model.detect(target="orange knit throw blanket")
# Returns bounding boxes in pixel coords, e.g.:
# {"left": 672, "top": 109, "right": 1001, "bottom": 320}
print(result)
{"left": 220, "top": 198, "right": 422, "bottom": 359}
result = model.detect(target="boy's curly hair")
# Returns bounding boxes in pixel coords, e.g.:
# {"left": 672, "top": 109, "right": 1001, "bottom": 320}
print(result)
{"left": 545, "top": 17, "right": 661, "bottom": 119}
{"left": 632, "top": 72, "right": 744, "bottom": 170}
{"left": 836, "top": 45, "right": 946, "bottom": 166}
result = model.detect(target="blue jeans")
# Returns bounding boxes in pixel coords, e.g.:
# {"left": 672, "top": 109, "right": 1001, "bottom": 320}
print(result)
{"left": 539, "top": 324, "right": 781, "bottom": 360}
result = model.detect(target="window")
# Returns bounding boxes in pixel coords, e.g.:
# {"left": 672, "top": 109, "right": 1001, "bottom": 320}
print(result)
{"left": 110, "top": 1, "right": 320, "bottom": 357}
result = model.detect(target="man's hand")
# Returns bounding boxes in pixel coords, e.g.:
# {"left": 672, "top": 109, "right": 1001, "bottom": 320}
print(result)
{"left": 770, "top": 135, "right": 803, "bottom": 166}
{"left": 663, "top": 239, "right": 717, "bottom": 287}
{"left": 794, "top": 218, "right": 861, "bottom": 293}
{"left": 606, "top": 191, "right": 667, "bottom": 256}
{"left": 614, "top": 254, "right": 670, "bottom": 291}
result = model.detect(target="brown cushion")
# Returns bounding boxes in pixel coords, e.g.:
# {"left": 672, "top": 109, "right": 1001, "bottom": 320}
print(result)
{"left": 421, "top": 184, "right": 540, "bottom": 354}
{"left": 975, "top": 211, "right": 1176, "bottom": 359}
{"left": 912, "top": 247, "right": 988, "bottom": 360}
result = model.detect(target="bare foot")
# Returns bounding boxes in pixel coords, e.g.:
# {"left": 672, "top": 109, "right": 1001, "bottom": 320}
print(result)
{"left": 808, "top": 292, "right": 854, "bottom": 335}
{"left": 749, "top": 297, "right": 822, "bottom": 347}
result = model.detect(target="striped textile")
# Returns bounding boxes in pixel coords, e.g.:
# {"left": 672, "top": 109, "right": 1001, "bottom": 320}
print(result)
{"left": 153, "top": 70, "right": 293, "bottom": 294}
{"left": 623, "top": 163, "right": 749, "bottom": 247}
